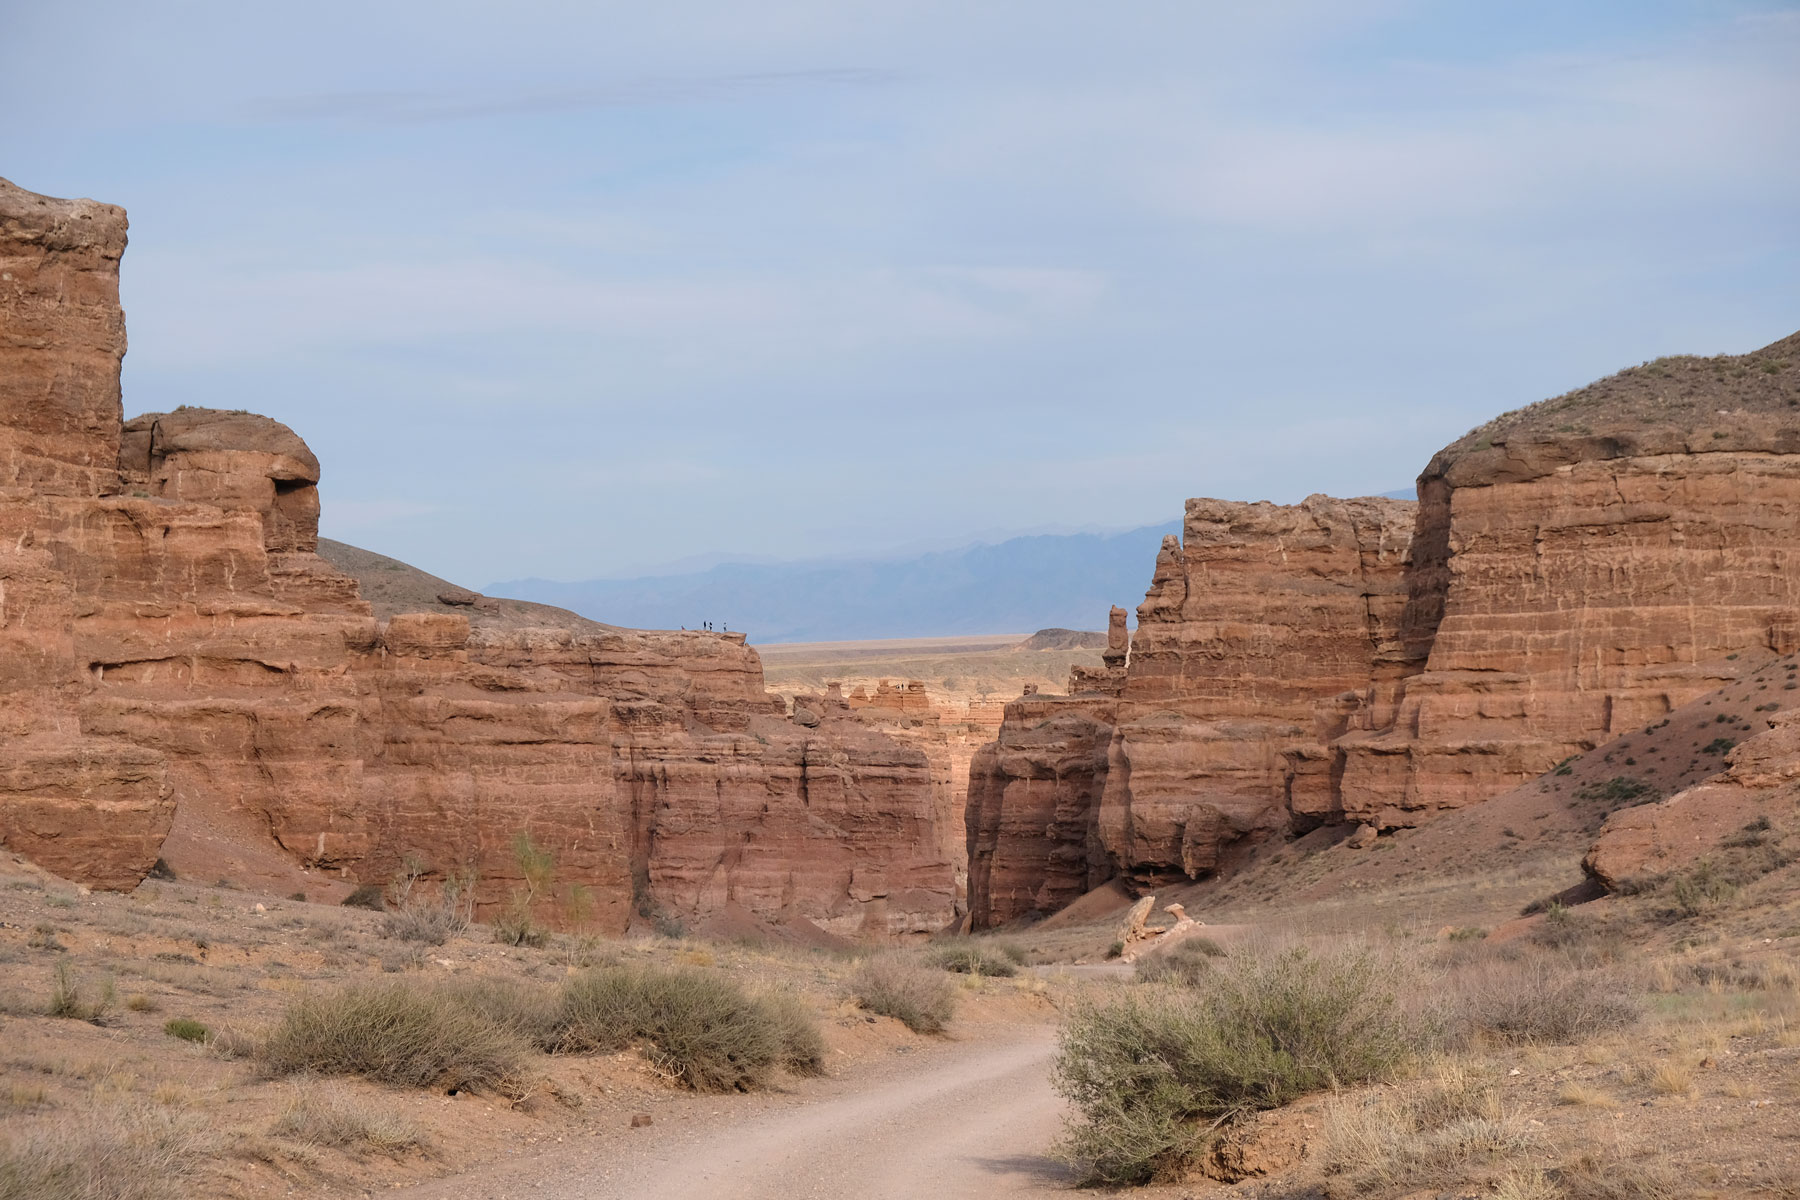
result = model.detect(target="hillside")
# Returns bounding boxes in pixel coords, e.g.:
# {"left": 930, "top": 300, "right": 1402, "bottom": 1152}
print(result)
{"left": 487, "top": 521, "right": 1181, "bottom": 643}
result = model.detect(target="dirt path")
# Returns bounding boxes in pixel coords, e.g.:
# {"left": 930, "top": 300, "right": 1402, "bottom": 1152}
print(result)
{"left": 396, "top": 1024, "right": 1077, "bottom": 1200}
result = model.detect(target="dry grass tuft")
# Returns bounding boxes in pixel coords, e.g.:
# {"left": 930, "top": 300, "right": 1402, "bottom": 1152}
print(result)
{"left": 270, "top": 1082, "right": 426, "bottom": 1155}
{"left": 1555, "top": 1081, "right": 1617, "bottom": 1108}
{"left": 0, "top": 1104, "right": 207, "bottom": 1200}
{"left": 848, "top": 955, "right": 957, "bottom": 1035}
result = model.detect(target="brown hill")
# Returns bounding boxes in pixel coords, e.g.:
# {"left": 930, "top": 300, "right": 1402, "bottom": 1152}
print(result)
{"left": 317, "top": 537, "right": 621, "bottom": 634}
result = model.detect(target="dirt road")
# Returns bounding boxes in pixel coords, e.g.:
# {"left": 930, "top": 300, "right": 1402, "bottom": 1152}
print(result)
{"left": 396, "top": 1025, "right": 1077, "bottom": 1199}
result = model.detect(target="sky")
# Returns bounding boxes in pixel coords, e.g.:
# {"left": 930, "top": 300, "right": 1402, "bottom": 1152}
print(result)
{"left": 5, "top": 1, "right": 1798, "bottom": 586}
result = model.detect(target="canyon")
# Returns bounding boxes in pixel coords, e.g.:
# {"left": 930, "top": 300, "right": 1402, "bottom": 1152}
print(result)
{"left": 6, "top": 173, "right": 1799, "bottom": 942}
{"left": 0, "top": 178, "right": 957, "bottom": 938}
{"left": 968, "top": 335, "right": 1800, "bottom": 925}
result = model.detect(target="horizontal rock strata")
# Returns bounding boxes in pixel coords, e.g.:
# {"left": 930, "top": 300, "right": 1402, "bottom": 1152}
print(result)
{"left": 0, "top": 178, "right": 955, "bottom": 936}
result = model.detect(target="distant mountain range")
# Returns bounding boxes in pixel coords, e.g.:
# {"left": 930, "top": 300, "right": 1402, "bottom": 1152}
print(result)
{"left": 489, "top": 521, "right": 1183, "bottom": 643}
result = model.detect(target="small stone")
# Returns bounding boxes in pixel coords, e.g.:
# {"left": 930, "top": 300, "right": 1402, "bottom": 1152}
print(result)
{"left": 630, "top": 1113, "right": 653, "bottom": 1128}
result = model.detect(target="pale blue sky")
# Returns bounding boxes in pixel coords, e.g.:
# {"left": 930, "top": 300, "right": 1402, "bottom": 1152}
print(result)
{"left": 6, "top": 1, "right": 1797, "bottom": 584}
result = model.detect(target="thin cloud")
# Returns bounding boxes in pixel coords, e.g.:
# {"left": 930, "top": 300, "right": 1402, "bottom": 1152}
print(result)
{"left": 251, "top": 68, "right": 901, "bottom": 124}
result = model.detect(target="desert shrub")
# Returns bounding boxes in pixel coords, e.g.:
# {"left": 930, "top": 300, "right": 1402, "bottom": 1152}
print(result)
{"left": 1553, "top": 1152, "right": 1685, "bottom": 1199}
{"left": 340, "top": 885, "right": 385, "bottom": 911}
{"left": 439, "top": 976, "right": 561, "bottom": 1050}
{"left": 926, "top": 939, "right": 1019, "bottom": 977}
{"left": 380, "top": 858, "right": 476, "bottom": 945}
{"left": 0, "top": 1105, "right": 205, "bottom": 1200}
{"left": 1135, "top": 937, "right": 1228, "bottom": 986}
{"left": 492, "top": 833, "right": 555, "bottom": 948}
{"left": 1445, "top": 955, "right": 1639, "bottom": 1045}
{"left": 755, "top": 988, "right": 827, "bottom": 1076}
{"left": 555, "top": 965, "right": 791, "bottom": 1092}
{"left": 1575, "top": 776, "right": 1658, "bottom": 809}
{"left": 258, "top": 981, "right": 529, "bottom": 1095}
{"left": 270, "top": 1082, "right": 425, "bottom": 1155}
{"left": 849, "top": 955, "right": 957, "bottom": 1035}
{"left": 1054, "top": 940, "right": 1421, "bottom": 1183}
{"left": 1702, "top": 737, "right": 1735, "bottom": 755}
{"left": 46, "top": 962, "right": 112, "bottom": 1023}
{"left": 163, "top": 1018, "right": 210, "bottom": 1044}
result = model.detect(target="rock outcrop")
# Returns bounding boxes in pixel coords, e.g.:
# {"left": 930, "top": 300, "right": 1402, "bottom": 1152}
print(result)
{"left": 968, "top": 333, "right": 1800, "bottom": 926}
{"left": 1585, "top": 708, "right": 1800, "bottom": 889}
{"left": 1098, "top": 496, "right": 1416, "bottom": 885}
{"left": 0, "top": 178, "right": 956, "bottom": 936}
{"left": 1340, "top": 343, "right": 1800, "bottom": 826}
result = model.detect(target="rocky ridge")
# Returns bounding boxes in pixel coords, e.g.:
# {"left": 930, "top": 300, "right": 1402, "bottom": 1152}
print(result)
{"left": 969, "top": 332, "right": 1800, "bottom": 925}
{"left": 0, "top": 178, "right": 956, "bottom": 937}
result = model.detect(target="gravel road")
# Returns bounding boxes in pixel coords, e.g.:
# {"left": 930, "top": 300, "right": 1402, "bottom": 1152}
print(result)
{"left": 396, "top": 1024, "right": 1077, "bottom": 1199}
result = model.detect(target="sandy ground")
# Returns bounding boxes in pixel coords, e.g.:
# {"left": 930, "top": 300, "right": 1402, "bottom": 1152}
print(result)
{"left": 394, "top": 1022, "right": 1075, "bottom": 1200}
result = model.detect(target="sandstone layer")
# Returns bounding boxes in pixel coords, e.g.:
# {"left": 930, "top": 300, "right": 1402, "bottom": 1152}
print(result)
{"left": 0, "top": 178, "right": 956, "bottom": 936}
{"left": 968, "top": 334, "right": 1800, "bottom": 926}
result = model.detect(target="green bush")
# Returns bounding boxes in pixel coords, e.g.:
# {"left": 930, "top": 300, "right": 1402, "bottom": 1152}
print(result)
{"left": 1053, "top": 941, "right": 1420, "bottom": 1184}
{"left": 555, "top": 965, "right": 790, "bottom": 1092}
{"left": 849, "top": 955, "right": 957, "bottom": 1034}
{"left": 258, "top": 981, "right": 530, "bottom": 1095}
{"left": 926, "top": 939, "right": 1020, "bottom": 977}
{"left": 163, "top": 1018, "right": 210, "bottom": 1044}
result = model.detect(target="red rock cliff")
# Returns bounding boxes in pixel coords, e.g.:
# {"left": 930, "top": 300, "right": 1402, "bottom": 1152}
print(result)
{"left": 0, "top": 178, "right": 956, "bottom": 935}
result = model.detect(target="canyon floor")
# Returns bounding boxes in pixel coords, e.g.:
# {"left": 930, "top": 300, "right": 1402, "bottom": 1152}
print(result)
{"left": 4, "top": 815, "right": 1799, "bottom": 1198}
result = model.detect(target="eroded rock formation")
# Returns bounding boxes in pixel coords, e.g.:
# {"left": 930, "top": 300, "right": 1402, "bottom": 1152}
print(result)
{"left": 969, "top": 334, "right": 1800, "bottom": 926}
{"left": 0, "top": 178, "right": 956, "bottom": 936}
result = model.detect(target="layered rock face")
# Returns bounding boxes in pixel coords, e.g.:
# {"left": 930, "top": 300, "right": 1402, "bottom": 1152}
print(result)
{"left": 968, "top": 335, "right": 1800, "bottom": 925}
{"left": 1340, "top": 386, "right": 1800, "bottom": 826}
{"left": 0, "top": 178, "right": 955, "bottom": 936}
{"left": 965, "top": 668, "right": 1122, "bottom": 926}
{"left": 1097, "top": 496, "right": 1416, "bottom": 883}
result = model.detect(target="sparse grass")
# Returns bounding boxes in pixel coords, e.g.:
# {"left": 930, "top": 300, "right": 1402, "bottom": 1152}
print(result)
{"left": 849, "top": 956, "right": 957, "bottom": 1035}
{"left": 1054, "top": 940, "right": 1422, "bottom": 1183}
{"left": 0, "top": 1104, "right": 207, "bottom": 1200}
{"left": 257, "top": 981, "right": 531, "bottom": 1095}
{"left": 1554, "top": 1152, "right": 1685, "bottom": 1199}
{"left": 1319, "top": 1063, "right": 1532, "bottom": 1194}
{"left": 270, "top": 1082, "right": 426, "bottom": 1155}
{"left": 1648, "top": 1060, "right": 1694, "bottom": 1095}
{"left": 124, "top": 993, "right": 158, "bottom": 1013}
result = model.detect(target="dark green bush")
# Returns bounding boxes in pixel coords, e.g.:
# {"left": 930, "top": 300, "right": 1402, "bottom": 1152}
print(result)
{"left": 163, "top": 1018, "right": 211, "bottom": 1043}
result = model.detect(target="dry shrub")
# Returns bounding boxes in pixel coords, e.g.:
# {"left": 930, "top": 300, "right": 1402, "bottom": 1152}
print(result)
{"left": 755, "top": 988, "right": 827, "bottom": 1076}
{"left": 0, "top": 1105, "right": 206, "bottom": 1200}
{"left": 1321, "top": 1063, "right": 1532, "bottom": 1194}
{"left": 270, "top": 1081, "right": 425, "bottom": 1155}
{"left": 1054, "top": 939, "right": 1423, "bottom": 1184}
{"left": 1445, "top": 953, "right": 1639, "bottom": 1046}
{"left": 440, "top": 976, "right": 561, "bottom": 1050}
{"left": 258, "top": 981, "right": 530, "bottom": 1095}
{"left": 849, "top": 955, "right": 957, "bottom": 1035}
{"left": 554, "top": 965, "right": 795, "bottom": 1092}
{"left": 925, "top": 938, "right": 1021, "bottom": 977}
{"left": 1554, "top": 1152, "right": 1685, "bottom": 1200}
{"left": 1135, "top": 937, "right": 1228, "bottom": 986}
